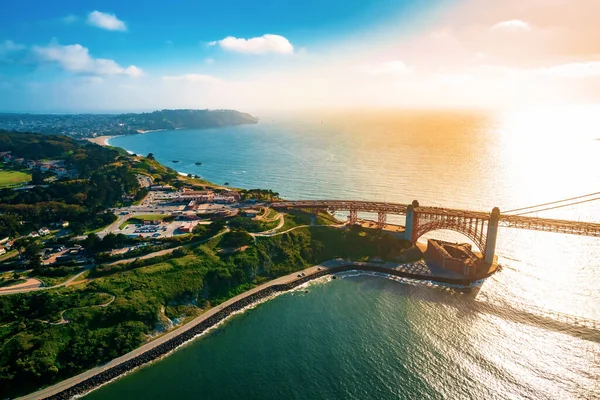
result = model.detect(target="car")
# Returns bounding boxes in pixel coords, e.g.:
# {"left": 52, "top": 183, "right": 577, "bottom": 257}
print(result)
{"left": 297, "top": 274, "right": 302, "bottom": 278}
{"left": 152, "top": 233, "right": 160, "bottom": 237}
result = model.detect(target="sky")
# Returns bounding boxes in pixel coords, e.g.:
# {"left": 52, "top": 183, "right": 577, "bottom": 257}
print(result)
{"left": 1, "top": 0, "right": 600, "bottom": 112}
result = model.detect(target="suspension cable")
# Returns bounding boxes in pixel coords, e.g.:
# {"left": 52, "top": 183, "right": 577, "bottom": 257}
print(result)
{"left": 504, "top": 191, "right": 600, "bottom": 214}
{"left": 511, "top": 196, "right": 600, "bottom": 216}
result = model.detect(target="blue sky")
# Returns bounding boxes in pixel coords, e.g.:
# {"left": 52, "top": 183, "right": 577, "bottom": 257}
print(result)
{"left": 1, "top": 0, "right": 599, "bottom": 112}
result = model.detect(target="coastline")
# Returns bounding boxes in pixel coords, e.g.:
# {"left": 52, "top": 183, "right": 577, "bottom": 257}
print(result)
{"left": 21, "top": 260, "right": 489, "bottom": 400}
{"left": 85, "top": 135, "right": 122, "bottom": 146}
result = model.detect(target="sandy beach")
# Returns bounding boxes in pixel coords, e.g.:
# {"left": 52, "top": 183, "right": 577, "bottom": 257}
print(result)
{"left": 86, "top": 136, "right": 117, "bottom": 146}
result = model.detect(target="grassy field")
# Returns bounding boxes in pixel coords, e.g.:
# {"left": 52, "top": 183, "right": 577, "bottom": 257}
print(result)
{"left": 119, "top": 214, "right": 168, "bottom": 229}
{"left": 0, "top": 250, "right": 18, "bottom": 263}
{"left": 133, "top": 214, "right": 168, "bottom": 221}
{"left": 0, "top": 170, "right": 31, "bottom": 188}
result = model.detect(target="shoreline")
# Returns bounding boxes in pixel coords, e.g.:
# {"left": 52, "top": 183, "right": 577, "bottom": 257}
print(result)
{"left": 85, "top": 135, "right": 122, "bottom": 146}
{"left": 21, "top": 260, "right": 491, "bottom": 400}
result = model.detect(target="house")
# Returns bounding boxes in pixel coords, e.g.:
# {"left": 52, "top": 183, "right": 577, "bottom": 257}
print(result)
{"left": 0, "top": 237, "right": 9, "bottom": 246}
{"left": 29, "top": 231, "right": 40, "bottom": 238}
{"left": 27, "top": 160, "right": 40, "bottom": 169}
{"left": 0, "top": 248, "right": 6, "bottom": 256}
{"left": 38, "top": 227, "right": 50, "bottom": 236}
{"left": 0, "top": 151, "right": 12, "bottom": 162}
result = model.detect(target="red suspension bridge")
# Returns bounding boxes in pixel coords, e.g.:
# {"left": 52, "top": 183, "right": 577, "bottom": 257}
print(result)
{"left": 271, "top": 192, "right": 600, "bottom": 265}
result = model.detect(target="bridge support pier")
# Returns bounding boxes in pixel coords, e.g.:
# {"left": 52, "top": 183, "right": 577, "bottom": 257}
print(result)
{"left": 348, "top": 209, "right": 358, "bottom": 225}
{"left": 404, "top": 203, "right": 415, "bottom": 241}
{"left": 484, "top": 207, "right": 500, "bottom": 265}
{"left": 377, "top": 211, "right": 387, "bottom": 229}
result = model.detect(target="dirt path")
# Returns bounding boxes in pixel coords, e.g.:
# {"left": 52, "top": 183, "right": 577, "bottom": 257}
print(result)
{"left": 0, "top": 266, "right": 92, "bottom": 296}
{"left": 36, "top": 294, "right": 116, "bottom": 325}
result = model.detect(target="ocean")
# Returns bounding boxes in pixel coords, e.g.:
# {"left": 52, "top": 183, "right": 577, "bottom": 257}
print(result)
{"left": 90, "top": 107, "right": 600, "bottom": 399}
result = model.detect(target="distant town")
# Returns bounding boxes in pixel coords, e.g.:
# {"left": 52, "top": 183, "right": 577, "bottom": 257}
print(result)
{"left": 0, "top": 109, "right": 259, "bottom": 138}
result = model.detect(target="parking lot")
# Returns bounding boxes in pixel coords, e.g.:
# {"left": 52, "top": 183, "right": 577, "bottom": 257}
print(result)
{"left": 117, "top": 220, "right": 202, "bottom": 238}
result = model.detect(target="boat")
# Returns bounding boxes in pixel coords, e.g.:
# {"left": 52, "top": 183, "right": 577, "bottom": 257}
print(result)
{"left": 224, "top": 182, "right": 229, "bottom": 186}
{"left": 195, "top": 162, "right": 202, "bottom": 165}
{"left": 172, "top": 160, "right": 180, "bottom": 163}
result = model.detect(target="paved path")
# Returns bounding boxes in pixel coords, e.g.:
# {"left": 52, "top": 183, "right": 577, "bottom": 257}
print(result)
{"left": 0, "top": 277, "right": 43, "bottom": 292}
{"left": 253, "top": 223, "right": 345, "bottom": 238}
{"left": 19, "top": 259, "right": 348, "bottom": 400}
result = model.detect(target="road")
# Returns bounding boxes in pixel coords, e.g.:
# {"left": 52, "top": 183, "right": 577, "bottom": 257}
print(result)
{"left": 105, "top": 227, "right": 229, "bottom": 267}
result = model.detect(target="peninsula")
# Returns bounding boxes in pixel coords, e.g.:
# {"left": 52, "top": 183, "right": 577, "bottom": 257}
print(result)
{"left": 0, "top": 109, "right": 259, "bottom": 138}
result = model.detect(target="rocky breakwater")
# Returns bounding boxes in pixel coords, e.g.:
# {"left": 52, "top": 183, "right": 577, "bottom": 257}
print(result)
{"left": 43, "top": 270, "right": 334, "bottom": 400}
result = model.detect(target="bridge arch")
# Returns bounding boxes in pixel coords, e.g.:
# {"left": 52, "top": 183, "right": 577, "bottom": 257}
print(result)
{"left": 411, "top": 219, "right": 487, "bottom": 254}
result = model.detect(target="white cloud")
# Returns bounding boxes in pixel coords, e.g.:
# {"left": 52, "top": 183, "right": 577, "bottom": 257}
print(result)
{"left": 34, "top": 43, "right": 142, "bottom": 77}
{"left": 491, "top": 20, "right": 531, "bottom": 31}
{"left": 211, "top": 34, "right": 294, "bottom": 54}
{"left": 87, "top": 11, "right": 127, "bottom": 31}
{"left": 534, "top": 61, "right": 600, "bottom": 78}
{"left": 0, "top": 40, "right": 26, "bottom": 54}
{"left": 204, "top": 58, "right": 215, "bottom": 64}
{"left": 368, "top": 60, "right": 411, "bottom": 75}
{"left": 162, "top": 74, "right": 223, "bottom": 84}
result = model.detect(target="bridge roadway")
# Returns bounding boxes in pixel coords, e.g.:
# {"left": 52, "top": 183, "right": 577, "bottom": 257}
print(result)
{"left": 271, "top": 200, "right": 600, "bottom": 237}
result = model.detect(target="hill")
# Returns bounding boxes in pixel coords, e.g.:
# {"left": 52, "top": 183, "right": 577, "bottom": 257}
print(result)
{"left": 119, "top": 109, "right": 259, "bottom": 131}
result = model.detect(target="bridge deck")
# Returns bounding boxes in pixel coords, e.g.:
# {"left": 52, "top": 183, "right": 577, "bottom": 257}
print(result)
{"left": 272, "top": 200, "right": 600, "bottom": 237}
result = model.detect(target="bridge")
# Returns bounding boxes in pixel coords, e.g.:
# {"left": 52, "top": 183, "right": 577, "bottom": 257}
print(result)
{"left": 271, "top": 199, "right": 600, "bottom": 265}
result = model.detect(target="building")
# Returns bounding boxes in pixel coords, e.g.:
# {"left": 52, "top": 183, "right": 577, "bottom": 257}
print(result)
{"left": 424, "top": 239, "right": 479, "bottom": 277}
{"left": 38, "top": 227, "right": 50, "bottom": 236}
{"left": 0, "top": 248, "right": 6, "bottom": 256}
{"left": 178, "top": 222, "right": 193, "bottom": 233}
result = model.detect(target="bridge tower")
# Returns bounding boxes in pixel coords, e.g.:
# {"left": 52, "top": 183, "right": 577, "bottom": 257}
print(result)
{"left": 404, "top": 200, "right": 418, "bottom": 241}
{"left": 484, "top": 207, "right": 500, "bottom": 265}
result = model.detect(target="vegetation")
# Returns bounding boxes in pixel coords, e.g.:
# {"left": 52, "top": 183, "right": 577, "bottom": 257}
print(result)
{"left": 0, "top": 169, "right": 31, "bottom": 188}
{"left": 239, "top": 188, "right": 280, "bottom": 201}
{"left": 0, "top": 225, "right": 418, "bottom": 397}
{"left": 227, "top": 216, "right": 279, "bottom": 233}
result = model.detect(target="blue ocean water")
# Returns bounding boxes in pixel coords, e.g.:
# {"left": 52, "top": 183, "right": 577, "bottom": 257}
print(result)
{"left": 98, "top": 108, "right": 600, "bottom": 399}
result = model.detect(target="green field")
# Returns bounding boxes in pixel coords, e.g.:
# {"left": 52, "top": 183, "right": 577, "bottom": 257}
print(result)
{"left": 0, "top": 170, "right": 31, "bottom": 188}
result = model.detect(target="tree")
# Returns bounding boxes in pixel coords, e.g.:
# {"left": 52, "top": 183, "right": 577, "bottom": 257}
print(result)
{"left": 24, "top": 243, "right": 42, "bottom": 269}
{"left": 13, "top": 237, "right": 31, "bottom": 259}
{"left": 147, "top": 153, "right": 155, "bottom": 160}
{"left": 221, "top": 229, "right": 253, "bottom": 248}
{"left": 31, "top": 168, "right": 45, "bottom": 185}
